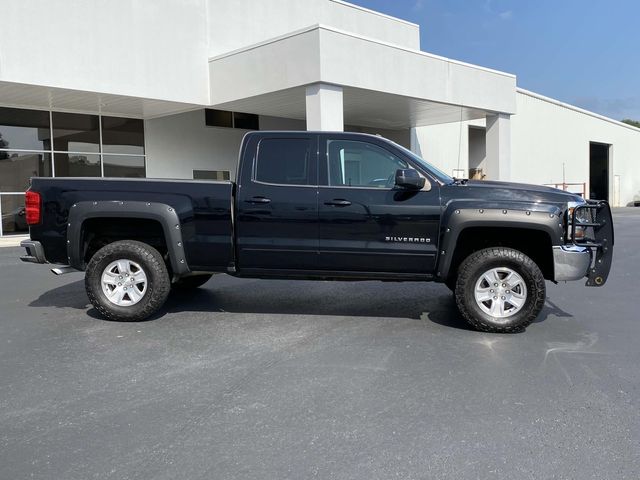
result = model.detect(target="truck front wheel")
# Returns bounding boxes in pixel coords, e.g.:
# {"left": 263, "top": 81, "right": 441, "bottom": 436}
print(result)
{"left": 85, "top": 240, "right": 171, "bottom": 322}
{"left": 455, "top": 247, "right": 546, "bottom": 333}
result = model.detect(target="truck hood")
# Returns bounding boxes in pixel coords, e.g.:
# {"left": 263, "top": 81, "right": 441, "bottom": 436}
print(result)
{"left": 448, "top": 179, "right": 584, "bottom": 205}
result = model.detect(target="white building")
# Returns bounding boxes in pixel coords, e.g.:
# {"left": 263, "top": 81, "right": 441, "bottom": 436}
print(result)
{"left": 1, "top": 0, "right": 638, "bottom": 236}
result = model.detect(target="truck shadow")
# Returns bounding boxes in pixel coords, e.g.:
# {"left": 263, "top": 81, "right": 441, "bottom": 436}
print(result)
{"left": 161, "top": 279, "right": 572, "bottom": 331}
{"left": 29, "top": 278, "right": 91, "bottom": 310}
{"left": 29, "top": 277, "right": 570, "bottom": 331}
{"left": 165, "top": 282, "right": 474, "bottom": 329}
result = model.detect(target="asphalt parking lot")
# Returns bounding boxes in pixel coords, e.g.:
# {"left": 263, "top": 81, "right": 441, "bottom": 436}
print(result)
{"left": 1, "top": 210, "right": 639, "bottom": 480}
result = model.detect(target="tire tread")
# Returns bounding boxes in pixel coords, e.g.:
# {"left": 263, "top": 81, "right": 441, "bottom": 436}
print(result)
{"left": 455, "top": 247, "right": 546, "bottom": 333}
{"left": 85, "top": 240, "right": 170, "bottom": 322}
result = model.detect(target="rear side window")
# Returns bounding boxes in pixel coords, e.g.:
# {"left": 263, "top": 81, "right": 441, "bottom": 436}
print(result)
{"left": 255, "top": 138, "right": 313, "bottom": 185}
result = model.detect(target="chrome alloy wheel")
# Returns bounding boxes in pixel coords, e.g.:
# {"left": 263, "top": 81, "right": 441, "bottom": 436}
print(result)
{"left": 101, "top": 259, "right": 148, "bottom": 306}
{"left": 474, "top": 267, "right": 527, "bottom": 320}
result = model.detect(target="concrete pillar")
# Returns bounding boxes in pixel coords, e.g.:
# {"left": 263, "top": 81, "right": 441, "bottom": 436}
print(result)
{"left": 485, "top": 113, "right": 511, "bottom": 181}
{"left": 410, "top": 127, "right": 422, "bottom": 156}
{"left": 305, "top": 83, "right": 343, "bottom": 131}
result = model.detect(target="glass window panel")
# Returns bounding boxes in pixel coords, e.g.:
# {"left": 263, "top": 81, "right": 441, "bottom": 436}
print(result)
{"left": 0, "top": 107, "right": 51, "bottom": 151}
{"left": 0, "top": 152, "right": 51, "bottom": 192}
{"left": 326, "top": 140, "right": 408, "bottom": 188}
{"left": 1, "top": 194, "right": 28, "bottom": 235}
{"left": 193, "top": 170, "right": 230, "bottom": 180}
{"left": 103, "top": 154, "right": 145, "bottom": 178}
{"left": 255, "top": 138, "right": 312, "bottom": 185}
{"left": 101, "top": 116, "right": 145, "bottom": 155}
{"left": 233, "top": 112, "right": 259, "bottom": 130}
{"left": 54, "top": 153, "right": 101, "bottom": 177}
{"left": 205, "top": 109, "right": 233, "bottom": 128}
{"left": 52, "top": 112, "right": 100, "bottom": 153}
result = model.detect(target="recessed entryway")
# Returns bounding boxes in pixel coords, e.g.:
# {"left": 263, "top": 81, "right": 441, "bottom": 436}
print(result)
{"left": 589, "top": 142, "right": 610, "bottom": 201}
{"left": 468, "top": 126, "right": 486, "bottom": 180}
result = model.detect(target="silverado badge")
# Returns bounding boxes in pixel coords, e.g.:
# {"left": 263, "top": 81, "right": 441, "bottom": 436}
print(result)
{"left": 384, "top": 236, "right": 431, "bottom": 243}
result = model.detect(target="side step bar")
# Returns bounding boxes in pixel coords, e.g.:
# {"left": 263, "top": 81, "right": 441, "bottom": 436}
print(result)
{"left": 51, "top": 266, "right": 77, "bottom": 275}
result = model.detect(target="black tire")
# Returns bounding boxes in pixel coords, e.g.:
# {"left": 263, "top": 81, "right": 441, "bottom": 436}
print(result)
{"left": 455, "top": 247, "right": 546, "bottom": 333}
{"left": 85, "top": 240, "right": 170, "bottom": 322}
{"left": 172, "top": 274, "right": 213, "bottom": 290}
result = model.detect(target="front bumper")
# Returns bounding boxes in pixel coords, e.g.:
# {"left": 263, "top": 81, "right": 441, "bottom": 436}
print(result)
{"left": 20, "top": 240, "right": 47, "bottom": 264}
{"left": 553, "top": 200, "right": 614, "bottom": 286}
{"left": 553, "top": 245, "right": 591, "bottom": 281}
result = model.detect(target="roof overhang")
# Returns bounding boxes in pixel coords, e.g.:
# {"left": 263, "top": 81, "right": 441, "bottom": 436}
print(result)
{"left": 0, "top": 80, "right": 200, "bottom": 118}
{"left": 209, "top": 25, "right": 517, "bottom": 128}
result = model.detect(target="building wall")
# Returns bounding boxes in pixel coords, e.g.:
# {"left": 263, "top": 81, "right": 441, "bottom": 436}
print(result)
{"left": 348, "top": 126, "right": 411, "bottom": 149}
{"left": 207, "top": 0, "right": 420, "bottom": 57}
{"left": 411, "top": 120, "right": 484, "bottom": 178}
{"left": 144, "top": 110, "right": 412, "bottom": 182}
{"left": 210, "top": 26, "right": 517, "bottom": 116}
{"left": 145, "top": 110, "right": 245, "bottom": 181}
{"left": 512, "top": 90, "right": 640, "bottom": 206}
{"left": 1, "top": 0, "right": 210, "bottom": 105}
{"left": 412, "top": 92, "right": 640, "bottom": 206}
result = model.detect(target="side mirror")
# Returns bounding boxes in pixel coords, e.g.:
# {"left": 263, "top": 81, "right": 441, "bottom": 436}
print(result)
{"left": 395, "top": 169, "right": 425, "bottom": 190}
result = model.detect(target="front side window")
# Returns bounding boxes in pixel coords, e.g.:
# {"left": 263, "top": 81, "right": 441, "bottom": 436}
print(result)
{"left": 255, "top": 138, "right": 313, "bottom": 185}
{"left": 327, "top": 140, "right": 408, "bottom": 188}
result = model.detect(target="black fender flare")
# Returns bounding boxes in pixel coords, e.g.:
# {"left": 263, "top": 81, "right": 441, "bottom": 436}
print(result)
{"left": 436, "top": 201, "right": 565, "bottom": 280}
{"left": 66, "top": 200, "right": 190, "bottom": 275}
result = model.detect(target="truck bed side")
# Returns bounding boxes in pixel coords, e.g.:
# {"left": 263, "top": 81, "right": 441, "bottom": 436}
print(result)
{"left": 28, "top": 177, "right": 234, "bottom": 272}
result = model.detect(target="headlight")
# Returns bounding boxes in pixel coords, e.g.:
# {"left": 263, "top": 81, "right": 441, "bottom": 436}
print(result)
{"left": 566, "top": 201, "right": 593, "bottom": 242}
{"left": 569, "top": 207, "right": 591, "bottom": 224}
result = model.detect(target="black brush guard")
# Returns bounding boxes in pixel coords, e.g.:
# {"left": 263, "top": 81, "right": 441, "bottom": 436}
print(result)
{"left": 570, "top": 200, "right": 614, "bottom": 286}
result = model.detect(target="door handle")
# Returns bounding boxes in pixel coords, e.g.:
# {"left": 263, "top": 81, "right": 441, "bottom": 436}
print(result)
{"left": 324, "top": 199, "right": 352, "bottom": 207}
{"left": 246, "top": 196, "right": 271, "bottom": 204}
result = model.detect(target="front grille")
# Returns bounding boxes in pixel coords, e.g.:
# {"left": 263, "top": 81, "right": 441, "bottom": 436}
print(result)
{"left": 569, "top": 200, "right": 612, "bottom": 248}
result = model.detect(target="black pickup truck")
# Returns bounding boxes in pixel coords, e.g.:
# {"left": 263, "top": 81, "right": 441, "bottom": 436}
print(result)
{"left": 20, "top": 131, "right": 614, "bottom": 332}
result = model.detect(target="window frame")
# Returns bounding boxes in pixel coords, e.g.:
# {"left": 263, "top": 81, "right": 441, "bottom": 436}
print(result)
{"left": 0, "top": 106, "right": 148, "bottom": 236}
{"left": 51, "top": 111, "right": 101, "bottom": 154}
{"left": 252, "top": 136, "right": 318, "bottom": 188}
{"left": 0, "top": 107, "right": 51, "bottom": 151}
{"left": 319, "top": 136, "right": 430, "bottom": 191}
{"left": 100, "top": 116, "right": 146, "bottom": 156}
{"left": 0, "top": 151, "right": 52, "bottom": 192}
{"left": 0, "top": 106, "right": 147, "bottom": 184}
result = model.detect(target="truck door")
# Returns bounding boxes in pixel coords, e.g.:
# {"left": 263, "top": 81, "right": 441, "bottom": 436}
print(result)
{"left": 317, "top": 136, "right": 440, "bottom": 274}
{"left": 236, "top": 134, "right": 319, "bottom": 271}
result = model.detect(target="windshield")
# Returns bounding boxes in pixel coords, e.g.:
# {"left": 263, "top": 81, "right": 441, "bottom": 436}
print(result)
{"left": 389, "top": 141, "right": 455, "bottom": 185}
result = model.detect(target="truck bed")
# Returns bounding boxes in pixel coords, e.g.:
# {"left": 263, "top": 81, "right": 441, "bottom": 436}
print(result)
{"left": 29, "top": 177, "right": 234, "bottom": 271}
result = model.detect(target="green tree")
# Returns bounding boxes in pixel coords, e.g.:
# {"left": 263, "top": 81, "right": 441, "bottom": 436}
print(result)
{"left": 622, "top": 119, "right": 640, "bottom": 128}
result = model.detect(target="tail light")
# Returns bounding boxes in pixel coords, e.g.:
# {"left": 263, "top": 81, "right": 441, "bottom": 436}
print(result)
{"left": 25, "top": 191, "right": 41, "bottom": 225}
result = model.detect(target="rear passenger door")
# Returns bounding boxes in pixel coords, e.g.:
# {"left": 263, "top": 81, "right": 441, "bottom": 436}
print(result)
{"left": 236, "top": 134, "right": 319, "bottom": 271}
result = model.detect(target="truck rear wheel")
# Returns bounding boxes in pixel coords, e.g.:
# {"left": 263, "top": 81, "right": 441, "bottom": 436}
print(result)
{"left": 455, "top": 247, "right": 545, "bottom": 333}
{"left": 85, "top": 240, "right": 170, "bottom": 322}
